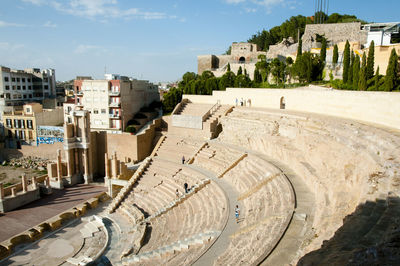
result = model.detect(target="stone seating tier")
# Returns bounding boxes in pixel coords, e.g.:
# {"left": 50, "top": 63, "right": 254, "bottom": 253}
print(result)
{"left": 176, "top": 103, "right": 214, "bottom": 116}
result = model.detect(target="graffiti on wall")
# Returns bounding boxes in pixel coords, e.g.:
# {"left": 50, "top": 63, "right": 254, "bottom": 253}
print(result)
{"left": 37, "top": 126, "right": 64, "bottom": 145}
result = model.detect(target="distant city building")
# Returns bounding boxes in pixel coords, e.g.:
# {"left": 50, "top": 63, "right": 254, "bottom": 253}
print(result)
{"left": 2, "top": 103, "right": 63, "bottom": 148}
{"left": 197, "top": 42, "right": 267, "bottom": 80}
{"left": 73, "top": 74, "right": 159, "bottom": 133}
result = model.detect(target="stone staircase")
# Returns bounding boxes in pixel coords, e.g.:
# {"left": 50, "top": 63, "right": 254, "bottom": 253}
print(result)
{"left": 106, "top": 157, "right": 152, "bottom": 214}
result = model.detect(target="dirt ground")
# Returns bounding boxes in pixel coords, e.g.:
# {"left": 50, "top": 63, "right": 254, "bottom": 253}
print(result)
{"left": 0, "top": 166, "right": 47, "bottom": 187}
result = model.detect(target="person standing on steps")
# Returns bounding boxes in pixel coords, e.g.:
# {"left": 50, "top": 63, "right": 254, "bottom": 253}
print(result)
{"left": 176, "top": 189, "right": 180, "bottom": 198}
{"left": 235, "top": 205, "right": 240, "bottom": 223}
{"left": 184, "top": 182, "right": 188, "bottom": 193}
{"left": 182, "top": 155, "right": 185, "bottom": 164}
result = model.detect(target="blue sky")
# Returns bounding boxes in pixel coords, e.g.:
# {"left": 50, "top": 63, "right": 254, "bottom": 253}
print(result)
{"left": 0, "top": 0, "right": 399, "bottom": 82}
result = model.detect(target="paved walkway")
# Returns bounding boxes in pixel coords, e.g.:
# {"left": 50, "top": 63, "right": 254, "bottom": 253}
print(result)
{"left": 187, "top": 164, "right": 239, "bottom": 266}
{"left": 0, "top": 184, "right": 106, "bottom": 242}
{"left": 210, "top": 139, "right": 316, "bottom": 266}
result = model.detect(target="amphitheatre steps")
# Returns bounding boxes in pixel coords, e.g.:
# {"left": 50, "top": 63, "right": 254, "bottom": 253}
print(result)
{"left": 175, "top": 103, "right": 214, "bottom": 116}
{"left": 122, "top": 231, "right": 220, "bottom": 265}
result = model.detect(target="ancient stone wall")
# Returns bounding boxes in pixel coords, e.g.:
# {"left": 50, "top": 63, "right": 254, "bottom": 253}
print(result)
{"left": 183, "top": 87, "right": 400, "bottom": 130}
{"left": 302, "top": 22, "right": 367, "bottom": 50}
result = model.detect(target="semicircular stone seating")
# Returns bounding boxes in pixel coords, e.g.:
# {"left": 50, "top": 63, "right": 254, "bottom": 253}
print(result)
{"left": 216, "top": 107, "right": 400, "bottom": 263}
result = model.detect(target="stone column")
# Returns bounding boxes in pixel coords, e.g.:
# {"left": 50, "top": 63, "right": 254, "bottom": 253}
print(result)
{"left": 22, "top": 173, "right": 28, "bottom": 193}
{"left": 56, "top": 149, "right": 63, "bottom": 185}
{"left": 112, "top": 152, "right": 118, "bottom": 178}
{"left": 0, "top": 183, "right": 4, "bottom": 200}
{"left": 11, "top": 187, "right": 17, "bottom": 197}
{"left": 31, "top": 177, "right": 37, "bottom": 189}
{"left": 46, "top": 176, "right": 50, "bottom": 188}
{"left": 83, "top": 149, "right": 91, "bottom": 184}
{"left": 104, "top": 153, "right": 110, "bottom": 188}
{"left": 74, "top": 149, "right": 79, "bottom": 174}
{"left": 65, "top": 149, "right": 73, "bottom": 178}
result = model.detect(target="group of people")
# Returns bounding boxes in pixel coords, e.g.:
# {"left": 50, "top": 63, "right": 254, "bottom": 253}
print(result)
{"left": 235, "top": 98, "right": 252, "bottom": 107}
{"left": 176, "top": 182, "right": 191, "bottom": 198}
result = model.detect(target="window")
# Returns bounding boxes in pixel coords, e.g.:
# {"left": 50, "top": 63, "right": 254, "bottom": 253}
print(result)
{"left": 5, "top": 85, "right": 10, "bottom": 90}
{"left": 14, "top": 119, "right": 18, "bottom": 128}
{"left": 44, "top": 85, "right": 49, "bottom": 90}
{"left": 29, "top": 94, "right": 32, "bottom": 98}
{"left": 93, "top": 109, "right": 99, "bottom": 114}
{"left": 4, "top": 77, "right": 9, "bottom": 82}
{"left": 28, "top": 86, "right": 32, "bottom": 90}
{"left": 12, "top": 86, "right": 16, "bottom": 90}
{"left": 27, "top": 78, "right": 31, "bottom": 82}
{"left": 17, "top": 86, "right": 21, "bottom": 90}
{"left": 22, "top": 78, "right": 25, "bottom": 82}
{"left": 44, "top": 78, "right": 48, "bottom": 82}
{"left": 23, "top": 95, "right": 27, "bottom": 99}
{"left": 17, "top": 78, "right": 20, "bottom": 82}
{"left": 23, "top": 86, "right": 26, "bottom": 90}
{"left": 6, "top": 119, "right": 12, "bottom": 128}
{"left": 27, "top": 120, "right": 33, "bottom": 129}
{"left": 12, "top": 77, "right": 15, "bottom": 82}
{"left": 21, "top": 120, "right": 25, "bottom": 129}
{"left": 13, "top": 95, "right": 18, "bottom": 99}
{"left": 5, "top": 93, "right": 10, "bottom": 99}
{"left": 101, "top": 109, "right": 106, "bottom": 114}
{"left": 67, "top": 117, "right": 72, "bottom": 123}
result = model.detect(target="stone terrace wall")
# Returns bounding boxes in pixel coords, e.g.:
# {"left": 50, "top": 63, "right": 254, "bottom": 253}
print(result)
{"left": 183, "top": 87, "right": 400, "bottom": 130}
{"left": 302, "top": 22, "right": 367, "bottom": 50}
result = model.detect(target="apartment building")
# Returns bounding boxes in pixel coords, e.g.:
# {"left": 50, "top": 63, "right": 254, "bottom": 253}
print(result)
{"left": 2, "top": 103, "right": 63, "bottom": 148}
{"left": 0, "top": 66, "right": 56, "bottom": 119}
{"left": 74, "top": 74, "right": 159, "bottom": 133}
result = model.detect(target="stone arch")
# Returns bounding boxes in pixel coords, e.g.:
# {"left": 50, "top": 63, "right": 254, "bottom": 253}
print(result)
{"left": 239, "top": 56, "right": 245, "bottom": 63}
{"left": 280, "top": 97, "right": 286, "bottom": 109}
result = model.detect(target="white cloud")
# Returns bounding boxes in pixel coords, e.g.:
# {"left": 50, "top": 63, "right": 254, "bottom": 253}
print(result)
{"left": 244, "top": 7, "right": 257, "bottom": 13}
{"left": 43, "top": 21, "right": 57, "bottom": 28}
{"left": 0, "top": 42, "right": 25, "bottom": 51}
{"left": 74, "top": 44, "right": 107, "bottom": 55}
{"left": 0, "top": 20, "right": 26, "bottom": 27}
{"left": 225, "top": 0, "right": 246, "bottom": 3}
{"left": 21, "top": 0, "right": 175, "bottom": 21}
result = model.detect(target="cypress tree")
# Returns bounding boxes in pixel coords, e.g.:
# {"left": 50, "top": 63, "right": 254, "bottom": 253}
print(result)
{"left": 332, "top": 44, "right": 339, "bottom": 66}
{"left": 237, "top": 66, "right": 243, "bottom": 76}
{"left": 343, "top": 41, "right": 350, "bottom": 83}
{"left": 320, "top": 38, "right": 327, "bottom": 63}
{"left": 374, "top": 66, "right": 380, "bottom": 90}
{"left": 296, "top": 39, "right": 302, "bottom": 62}
{"left": 352, "top": 55, "right": 360, "bottom": 89}
{"left": 366, "top": 40, "right": 375, "bottom": 80}
{"left": 384, "top": 48, "right": 399, "bottom": 91}
{"left": 227, "top": 63, "right": 231, "bottom": 72}
{"left": 358, "top": 53, "right": 367, "bottom": 90}
{"left": 254, "top": 68, "right": 261, "bottom": 83}
{"left": 349, "top": 51, "right": 355, "bottom": 83}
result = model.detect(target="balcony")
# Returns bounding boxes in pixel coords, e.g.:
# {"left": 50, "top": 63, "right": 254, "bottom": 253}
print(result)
{"left": 109, "top": 102, "right": 121, "bottom": 108}
{"left": 77, "top": 91, "right": 83, "bottom": 96}
{"left": 109, "top": 91, "right": 120, "bottom": 96}
{"left": 109, "top": 114, "right": 121, "bottom": 119}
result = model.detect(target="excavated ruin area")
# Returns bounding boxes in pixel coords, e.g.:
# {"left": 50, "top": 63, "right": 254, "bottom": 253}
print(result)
{"left": 217, "top": 107, "right": 400, "bottom": 264}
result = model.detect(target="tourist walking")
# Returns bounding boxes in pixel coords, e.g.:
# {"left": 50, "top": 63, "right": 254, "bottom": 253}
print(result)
{"left": 176, "top": 189, "right": 180, "bottom": 198}
{"left": 182, "top": 155, "right": 185, "bottom": 164}
{"left": 235, "top": 98, "right": 238, "bottom": 106}
{"left": 184, "top": 183, "right": 188, "bottom": 193}
{"left": 235, "top": 205, "right": 240, "bottom": 223}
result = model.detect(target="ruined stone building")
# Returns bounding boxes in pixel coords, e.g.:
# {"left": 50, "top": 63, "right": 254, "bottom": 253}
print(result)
{"left": 197, "top": 42, "right": 267, "bottom": 80}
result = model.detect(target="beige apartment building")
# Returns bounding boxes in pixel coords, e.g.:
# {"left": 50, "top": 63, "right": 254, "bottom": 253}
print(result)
{"left": 2, "top": 103, "right": 63, "bottom": 148}
{"left": 74, "top": 74, "right": 159, "bottom": 133}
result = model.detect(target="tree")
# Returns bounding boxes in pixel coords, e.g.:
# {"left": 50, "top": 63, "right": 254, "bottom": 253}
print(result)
{"left": 366, "top": 41, "right": 375, "bottom": 80}
{"left": 253, "top": 68, "right": 262, "bottom": 83}
{"left": 219, "top": 71, "right": 235, "bottom": 90}
{"left": 234, "top": 74, "right": 251, "bottom": 88}
{"left": 201, "top": 70, "right": 214, "bottom": 80}
{"left": 296, "top": 39, "right": 302, "bottom": 62}
{"left": 374, "top": 66, "right": 380, "bottom": 90}
{"left": 384, "top": 48, "right": 399, "bottom": 91}
{"left": 227, "top": 63, "right": 231, "bottom": 72}
{"left": 320, "top": 38, "right": 327, "bottom": 62}
{"left": 205, "top": 77, "right": 218, "bottom": 95}
{"left": 343, "top": 41, "right": 350, "bottom": 83}
{"left": 292, "top": 52, "right": 324, "bottom": 83}
{"left": 237, "top": 66, "right": 243, "bottom": 76}
{"left": 352, "top": 55, "right": 360, "bottom": 89}
{"left": 349, "top": 51, "right": 355, "bottom": 83}
{"left": 270, "top": 58, "right": 286, "bottom": 84}
{"left": 358, "top": 53, "right": 367, "bottom": 90}
{"left": 332, "top": 44, "right": 339, "bottom": 67}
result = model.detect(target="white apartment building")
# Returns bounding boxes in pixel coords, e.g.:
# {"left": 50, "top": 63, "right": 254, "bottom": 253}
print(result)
{"left": 74, "top": 74, "right": 159, "bottom": 133}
